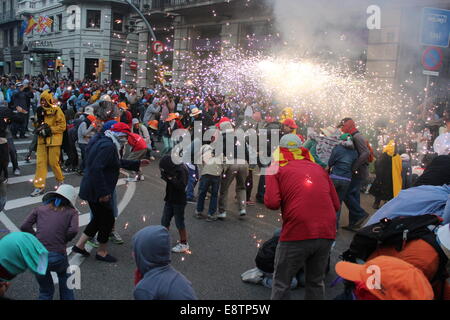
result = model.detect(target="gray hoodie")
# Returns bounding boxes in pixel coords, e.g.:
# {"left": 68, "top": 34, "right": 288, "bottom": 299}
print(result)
{"left": 132, "top": 225, "right": 197, "bottom": 300}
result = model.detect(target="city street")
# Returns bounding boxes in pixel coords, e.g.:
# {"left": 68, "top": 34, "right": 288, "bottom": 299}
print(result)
{"left": 0, "top": 137, "right": 378, "bottom": 300}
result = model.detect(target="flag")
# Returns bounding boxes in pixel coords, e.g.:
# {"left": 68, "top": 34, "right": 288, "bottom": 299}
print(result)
{"left": 36, "top": 16, "right": 46, "bottom": 33}
{"left": 24, "top": 17, "right": 37, "bottom": 34}
{"left": 20, "top": 20, "right": 27, "bottom": 36}
{"left": 44, "top": 16, "right": 53, "bottom": 28}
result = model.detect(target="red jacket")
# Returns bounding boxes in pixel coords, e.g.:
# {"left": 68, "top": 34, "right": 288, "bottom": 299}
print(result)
{"left": 264, "top": 160, "right": 339, "bottom": 242}
{"left": 128, "top": 132, "right": 147, "bottom": 152}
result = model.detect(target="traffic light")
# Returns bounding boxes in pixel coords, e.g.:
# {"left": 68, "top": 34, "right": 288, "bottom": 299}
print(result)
{"left": 98, "top": 59, "right": 105, "bottom": 73}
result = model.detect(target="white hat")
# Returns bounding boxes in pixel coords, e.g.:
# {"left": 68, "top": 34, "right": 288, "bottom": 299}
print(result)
{"left": 84, "top": 106, "right": 94, "bottom": 116}
{"left": 280, "top": 134, "right": 303, "bottom": 149}
{"left": 433, "top": 133, "right": 450, "bottom": 156}
{"left": 43, "top": 184, "right": 78, "bottom": 208}
{"left": 190, "top": 107, "right": 202, "bottom": 117}
{"left": 100, "top": 95, "right": 112, "bottom": 102}
{"left": 437, "top": 224, "right": 450, "bottom": 258}
{"left": 132, "top": 118, "right": 139, "bottom": 125}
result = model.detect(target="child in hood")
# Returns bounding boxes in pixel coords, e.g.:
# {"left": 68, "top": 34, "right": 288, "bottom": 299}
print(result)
{"left": 132, "top": 225, "right": 197, "bottom": 300}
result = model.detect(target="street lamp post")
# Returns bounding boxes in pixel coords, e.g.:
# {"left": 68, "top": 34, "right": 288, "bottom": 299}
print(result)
{"left": 123, "top": 0, "right": 161, "bottom": 63}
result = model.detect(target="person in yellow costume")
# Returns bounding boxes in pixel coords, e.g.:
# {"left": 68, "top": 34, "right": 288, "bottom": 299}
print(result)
{"left": 368, "top": 140, "right": 402, "bottom": 209}
{"left": 30, "top": 90, "right": 66, "bottom": 197}
{"left": 279, "top": 107, "right": 294, "bottom": 123}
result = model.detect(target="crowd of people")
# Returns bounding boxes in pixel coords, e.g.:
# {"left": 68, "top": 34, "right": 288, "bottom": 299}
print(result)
{"left": 0, "top": 73, "right": 450, "bottom": 301}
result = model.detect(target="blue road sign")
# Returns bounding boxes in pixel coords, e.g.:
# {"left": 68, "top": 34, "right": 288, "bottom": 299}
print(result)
{"left": 420, "top": 7, "right": 450, "bottom": 47}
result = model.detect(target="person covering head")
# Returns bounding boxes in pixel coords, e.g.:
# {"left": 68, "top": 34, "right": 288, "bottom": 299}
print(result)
{"left": 132, "top": 225, "right": 197, "bottom": 300}
{"left": 165, "top": 113, "right": 178, "bottom": 122}
{"left": 148, "top": 120, "right": 158, "bottom": 131}
{"left": 383, "top": 140, "right": 396, "bottom": 157}
{"left": 84, "top": 106, "right": 94, "bottom": 116}
{"left": 216, "top": 117, "right": 231, "bottom": 128}
{"left": 110, "top": 122, "right": 131, "bottom": 135}
{"left": 335, "top": 255, "right": 434, "bottom": 300}
{"left": 433, "top": 133, "right": 450, "bottom": 156}
{"left": 118, "top": 102, "right": 128, "bottom": 110}
{"left": 132, "top": 118, "right": 140, "bottom": 126}
{"left": 273, "top": 134, "right": 315, "bottom": 168}
{"left": 42, "top": 184, "right": 78, "bottom": 208}
{"left": 282, "top": 118, "right": 298, "bottom": 129}
{"left": 40, "top": 90, "right": 55, "bottom": 107}
{"left": 279, "top": 133, "right": 302, "bottom": 149}
{"left": 0, "top": 232, "right": 48, "bottom": 281}
{"left": 102, "top": 120, "right": 118, "bottom": 132}
{"left": 189, "top": 108, "right": 202, "bottom": 117}
{"left": 338, "top": 118, "right": 357, "bottom": 135}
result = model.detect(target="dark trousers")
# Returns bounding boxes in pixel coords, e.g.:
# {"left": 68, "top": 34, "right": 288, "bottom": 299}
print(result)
{"left": 10, "top": 115, "right": 26, "bottom": 137}
{"left": 27, "top": 134, "right": 37, "bottom": 155}
{"left": 7, "top": 137, "right": 18, "bottom": 170}
{"left": 161, "top": 202, "right": 186, "bottom": 230}
{"left": 35, "top": 252, "right": 74, "bottom": 300}
{"left": 84, "top": 201, "right": 115, "bottom": 244}
{"left": 196, "top": 174, "right": 220, "bottom": 216}
{"left": 331, "top": 178, "right": 351, "bottom": 229}
{"left": 271, "top": 239, "right": 333, "bottom": 300}
{"left": 65, "top": 136, "right": 78, "bottom": 169}
{"left": 343, "top": 177, "right": 367, "bottom": 226}
{"left": 246, "top": 169, "right": 253, "bottom": 201}
{"left": 256, "top": 174, "right": 265, "bottom": 202}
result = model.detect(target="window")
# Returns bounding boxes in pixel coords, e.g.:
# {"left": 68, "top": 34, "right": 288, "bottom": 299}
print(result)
{"left": 2, "top": 2, "right": 6, "bottom": 15}
{"left": 86, "top": 10, "right": 101, "bottom": 29}
{"left": 3, "top": 29, "right": 8, "bottom": 48}
{"left": 57, "top": 14, "right": 62, "bottom": 31}
{"left": 9, "top": 0, "right": 12, "bottom": 11}
{"left": 9, "top": 28, "right": 14, "bottom": 46}
{"left": 17, "top": 25, "right": 23, "bottom": 45}
{"left": 50, "top": 16, "right": 54, "bottom": 32}
{"left": 112, "top": 13, "right": 124, "bottom": 32}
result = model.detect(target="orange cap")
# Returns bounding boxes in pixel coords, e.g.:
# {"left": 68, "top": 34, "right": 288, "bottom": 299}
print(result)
{"left": 148, "top": 120, "right": 159, "bottom": 130}
{"left": 335, "top": 256, "right": 434, "bottom": 300}
{"left": 118, "top": 102, "right": 128, "bottom": 110}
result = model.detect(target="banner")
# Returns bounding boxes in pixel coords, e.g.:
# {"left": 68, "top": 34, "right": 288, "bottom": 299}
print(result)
{"left": 24, "top": 17, "right": 37, "bottom": 34}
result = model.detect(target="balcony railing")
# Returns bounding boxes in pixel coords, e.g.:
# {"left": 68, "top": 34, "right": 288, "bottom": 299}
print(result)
{"left": 0, "top": 10, "right": 19, "bottom": 24}
{"left": 150, "top": 0, "right": 226, "bottom": 10}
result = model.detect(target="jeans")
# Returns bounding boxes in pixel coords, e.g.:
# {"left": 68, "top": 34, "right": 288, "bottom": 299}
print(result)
{"left": 271, "top": 239, "right": 333, "bottom": 300}
{"left": 186, "top": 165, "right": 198, "bottom": 200}
{"left": 331, "top": 178, "right": 351, "bottom": 229}
{"left": 35, "top": 252, "right": 75, "bottom": 300}
{"left": 162, "top": 136, "right": 173, "bottom": 155}
{"left": 219, "top": 164, "right": 249, "bottom": 213}
{"left": 196, "top": 174, "right": 220, "bottom": 216}
{"left": 161, "top": 202, "right": 186, "bottom": 230}
{"left": 78, "top": 143, "right": 87, "bottom": 171}
{"left": 343, "top": 177, "right": 367, "bottom": 226}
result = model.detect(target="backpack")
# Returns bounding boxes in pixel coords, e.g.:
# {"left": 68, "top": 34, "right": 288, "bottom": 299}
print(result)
{"left": 255, "top": 235, "right": 279, "bottom": 273}
{"left": 342, "top": 214, "right": 448, "bottom": 288}
{"left": 366, "top": 140, "right": 375, "bottom": 163}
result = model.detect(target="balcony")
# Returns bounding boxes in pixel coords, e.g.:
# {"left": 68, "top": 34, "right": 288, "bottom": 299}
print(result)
{"left": 150, "top": 0, "right": 230, "bottom": 10}
{"left": 0, "top": 10, "right": 20, "bottom": 24}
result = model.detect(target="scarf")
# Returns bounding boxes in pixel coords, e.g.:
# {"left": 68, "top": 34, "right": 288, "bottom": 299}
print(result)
{"left": 104, "top": 130, "right": 122, "bottom": 156}
{"left": 273, "top": 147, "right": 315, "bottom": 167}
{"left": 341, "top": 120, "right": 358, "bottom": 135}
{"left": 0, "top": 232, "right": 48, "bottom": 279}
{"left": 383, "top": 140, "right": 403, "bottom": 197}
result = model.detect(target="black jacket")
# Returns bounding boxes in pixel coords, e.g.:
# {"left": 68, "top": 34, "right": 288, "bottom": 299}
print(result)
{"left": 414, "top": 155, "right": 450, "bottom": 187}
{"left": 159, "top": 155, "right": 188, "bottom": 205}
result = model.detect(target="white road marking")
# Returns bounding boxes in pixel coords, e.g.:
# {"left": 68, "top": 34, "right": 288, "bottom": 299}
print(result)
{"left": 8, "top": 159, "right": 36, "bottom": 168}
{"left": 0, "top": 211, "right": 20, "bottom": 232}
{"left": 12, "top": 140, "right": 33, "bottom": 145}
{"left": 4, "top": 179, "right": 127, "bottom": 211}
{"left": 7, "top": 172, "right": 75, "bottom": 185}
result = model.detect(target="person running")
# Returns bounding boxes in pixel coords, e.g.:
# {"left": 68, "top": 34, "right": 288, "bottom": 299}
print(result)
{"left": 132, "top": 225, "right": 197, "bottom": 300}
{"left": 20, "top": 184, "right": 79, "bottom": 300}
{"left": 30, "top": 90, "right": 66, "bottom": 197}
{"left": 159, "top": 155, "right": 190, "bottom": 253}
{"left": 338, "top": 118, "right": 370, "bottom": 231}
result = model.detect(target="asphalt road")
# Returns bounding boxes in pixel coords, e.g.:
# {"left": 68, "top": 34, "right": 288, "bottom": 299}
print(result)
{"left": 1, "top": 136, "right": 379, "bottom": 300}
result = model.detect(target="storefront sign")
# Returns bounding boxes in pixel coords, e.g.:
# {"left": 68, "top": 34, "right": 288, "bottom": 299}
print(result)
{"left": 82, "top": 42, "right": 102, "bottom": 49}
{"left": 28, "top": 40, "right": 54, "bottom": 48}
{"left": 15, "top": 61, "right": 23, "bottom": 68}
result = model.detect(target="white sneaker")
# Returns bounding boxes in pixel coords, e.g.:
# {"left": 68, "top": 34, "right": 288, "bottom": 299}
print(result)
{"left": 172, "top": 242, "right": 189, "bottom": 253}
{"left": 13, "top": 169, "right": 20, "bottom": 176}
{"left": 239, "top": 209, "right": 247, "bottom": 217}
{"left": 217, "top": 212, "right": 227, "bottom": 219}
{"left": 150, "top": 156, "right": 155, "bottom": 160}
{"left": 138, "top": 174, "right": 145, "bottom": 181}
{"left": 30, "top": 188, "right": 45, "bottom": 197}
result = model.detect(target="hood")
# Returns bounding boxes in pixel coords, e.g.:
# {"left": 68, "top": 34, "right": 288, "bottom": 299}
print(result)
{"left": 341, "top": 119, "right": 357, "bottom": 135}
{"left": 383, "top": 140, "right": 395, "bottom": 156}
{"left": 40, "top": 90, "right": 55, "bottom": 109}
{"left": 132, "top": 226, "right": 171, "bottom": 275}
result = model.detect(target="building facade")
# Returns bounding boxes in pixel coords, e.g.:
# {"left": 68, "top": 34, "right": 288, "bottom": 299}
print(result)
{"left": 18, "top": 0, "right": 140, "bottom": 84}
{"left": 0, "top": 0, "right": 24, "bottom": 75}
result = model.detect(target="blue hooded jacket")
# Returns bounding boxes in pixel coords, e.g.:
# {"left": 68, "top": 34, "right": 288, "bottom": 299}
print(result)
{"left": 132, "top": 226, "right": 197, "bottom": 300}
{"left": 365, "top": 185, "right": 450, "bottom": 226}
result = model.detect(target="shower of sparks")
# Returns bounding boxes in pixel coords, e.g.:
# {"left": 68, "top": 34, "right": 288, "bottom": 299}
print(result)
{"left": 124, "top": 222, "right": 129, "bottom": 230}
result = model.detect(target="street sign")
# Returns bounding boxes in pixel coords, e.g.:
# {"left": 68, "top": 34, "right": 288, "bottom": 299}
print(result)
{"left": 421, "top": 46, "right": 443, "bottom": 71}
{"left": 420, "top": 7, "right": 450, "bottom": 47}
{"left": 423, "top": 70, "right": 439, "bottom": 76}
{"left": 130, "top": 61, "right": 138, "bottom": 70}
{"left": 152, "top": 41, "right": 164, "bottom": 55}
